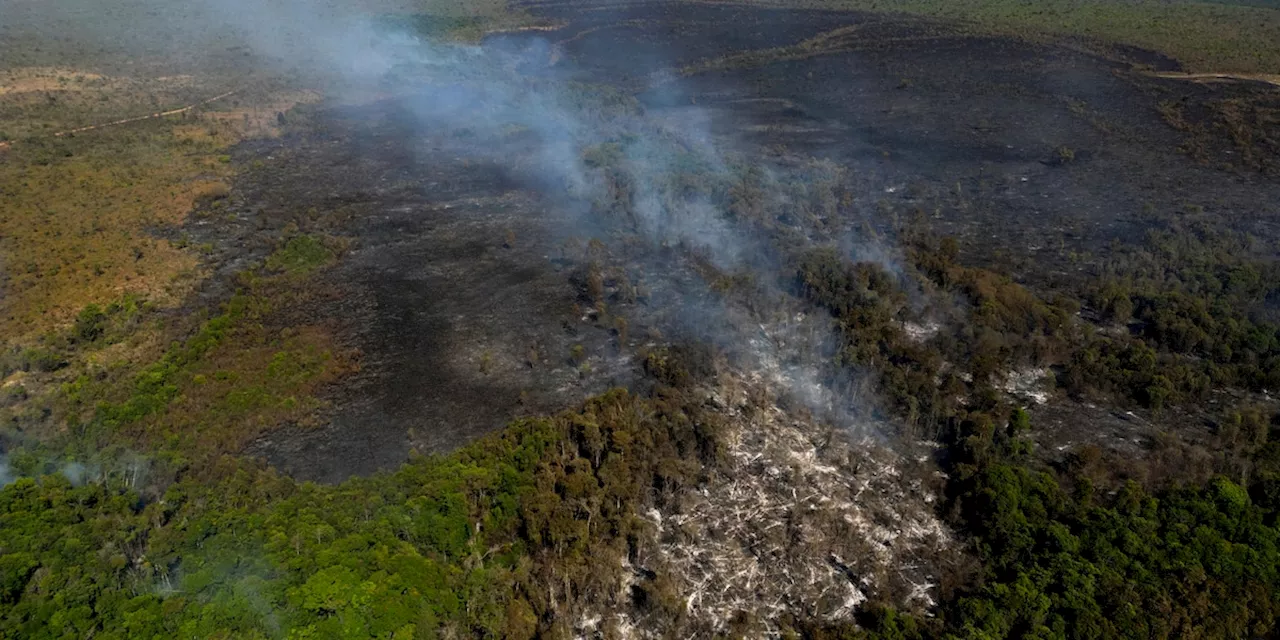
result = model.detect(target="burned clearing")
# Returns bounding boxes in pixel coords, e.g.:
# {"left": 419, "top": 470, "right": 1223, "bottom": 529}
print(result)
{"left": 209, "top": 103, "right": 643, "bottom": 481}
{"left": 183, "top": 1, "right": 1280, "bottom": 481}
{"left": 547, "top": 2, "right": 1280, "bottom": 281}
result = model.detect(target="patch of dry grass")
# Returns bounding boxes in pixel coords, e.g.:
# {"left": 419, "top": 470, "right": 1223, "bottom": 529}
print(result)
{"left": 0, "top": 68, "right": 208, "bottom": 140}
{"left": 0, "top": 133, "right": 208, "bottom": 337}
{"left": 0, "top": 71, "right": 318, "bottom": 341}
{"left": 0, "top": 67, "right": 108, "bottom": 95}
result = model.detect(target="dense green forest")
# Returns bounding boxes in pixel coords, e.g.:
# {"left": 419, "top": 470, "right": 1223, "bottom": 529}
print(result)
{"left": 4, "top": 381, "right": 1279, "bottom": 638}
{"left": 1, "top": 388, "right": 721, "bottom": 638}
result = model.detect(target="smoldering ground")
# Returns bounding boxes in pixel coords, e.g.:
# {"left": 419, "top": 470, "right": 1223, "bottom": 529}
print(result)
{"left": 16, "top": 0, "right": 1269, "bottom": 481}
{"left": 52, "top": 0, "right": 889, "bottom": 478}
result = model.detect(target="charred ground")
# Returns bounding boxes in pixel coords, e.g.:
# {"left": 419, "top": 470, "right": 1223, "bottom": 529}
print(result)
{"left": 174, "top": 1, "right": 1280, "bottom": 481}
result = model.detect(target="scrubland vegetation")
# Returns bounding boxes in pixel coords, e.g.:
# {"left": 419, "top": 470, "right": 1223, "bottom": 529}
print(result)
{"left": 1, "top": 110, "right": 221, "bottom": 338}
{"left": 0, "top": 71, "right": 347, "bottom": 481}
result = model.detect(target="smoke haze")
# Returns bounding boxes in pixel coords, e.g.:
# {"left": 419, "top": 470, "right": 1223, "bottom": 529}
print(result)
{"left": 3, "top": 0, "right": 888, "bottom": 434}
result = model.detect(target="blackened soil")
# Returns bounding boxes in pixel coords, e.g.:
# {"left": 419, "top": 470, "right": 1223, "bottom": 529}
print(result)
{"left": 210, "top": 1, "right": 1280, "bottom": 481}
{"left": 536, "top": 1, "right": 1280, "bottom": 285}
{"left": 221, "top": 103, "right": 641, "bottom": 483}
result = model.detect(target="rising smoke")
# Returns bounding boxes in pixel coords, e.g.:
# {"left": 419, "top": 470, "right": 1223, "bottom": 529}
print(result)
{"left": 262, "top": 0, "right": 886, "bottom": 432}
{"left": 9, "top": 0, "right": 890, "bottom": 434}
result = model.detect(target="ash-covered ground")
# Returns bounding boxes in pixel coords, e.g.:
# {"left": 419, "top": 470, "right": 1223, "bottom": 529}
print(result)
{"left": 227, "top": 106, "right": 643, "bottom": 481}
{"left": 188, "top": 2, "right": 1280, "bottom": 483}
{"left": 534, "top": 1, "right": 1280, "bottom": 278}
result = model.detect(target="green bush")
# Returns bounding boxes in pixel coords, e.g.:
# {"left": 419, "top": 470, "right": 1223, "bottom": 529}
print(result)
{"left": 265, "top": 235, "right": 335, "bottom": 275}
{"left": 72, "top": 304, "right": 107, "bottom": 343}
